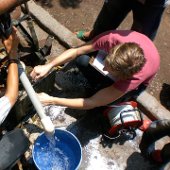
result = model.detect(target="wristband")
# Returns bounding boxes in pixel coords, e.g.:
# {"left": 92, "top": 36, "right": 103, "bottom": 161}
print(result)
{"left": 8, "top": 59, "right": 19, "bottom": 66}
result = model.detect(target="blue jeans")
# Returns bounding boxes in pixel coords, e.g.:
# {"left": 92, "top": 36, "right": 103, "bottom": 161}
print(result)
{"left": 92, "top": 0, "right": 165, "bottom": 40}
{"left": 75, "top": 54, "right": 114, "bottom": 90}
{"left": 139, "top": 119, "right": 170, "bottom": 164}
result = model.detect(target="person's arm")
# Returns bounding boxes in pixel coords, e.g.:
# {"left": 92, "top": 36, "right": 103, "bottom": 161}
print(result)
{"left": 0, "top": 61, "right": 18, "bottom": 125}
{"left": 0, "top": 0, "right": 29, "bottom": 14}
{"left": 3, "top": 27, "right": 19, "bottom": 106}
{"left": 0, "top": 28, "right": 19, "bottom": 125}
{"left": 30, "top": 41, "right": 95, "bottom": 80}
{"left": 5, "top": 63, "right": 18, "bottom": 106}
{"left": 37, "top": 85, "right": 124, "bottom": 110}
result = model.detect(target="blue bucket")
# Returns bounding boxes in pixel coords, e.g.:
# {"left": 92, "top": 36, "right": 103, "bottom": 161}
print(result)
{"left": 33, "top": 129, "right": 82, "bottom": 170}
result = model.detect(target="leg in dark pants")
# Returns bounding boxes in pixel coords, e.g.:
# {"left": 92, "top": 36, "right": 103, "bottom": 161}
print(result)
{"left": 92, "top": 0, "right": 165, "bottom": 40}
{"left": 132, "top": 1, "right": 165, "bottom": 40}
{"left": 92, "top": 0, "right": 132, "bottom": 38}
{"left": 0, "top": 129, "right": 30, "bottom": 170}
{"left": 75, "top": 55, "right": 113, "bottom": 91}
{"left": 139, "top": 119, "right": 170, "bottom": 164}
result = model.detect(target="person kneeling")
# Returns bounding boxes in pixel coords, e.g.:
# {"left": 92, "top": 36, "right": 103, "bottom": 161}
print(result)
{"left": 30, "top": 30, "right": 160, "bottom": 110}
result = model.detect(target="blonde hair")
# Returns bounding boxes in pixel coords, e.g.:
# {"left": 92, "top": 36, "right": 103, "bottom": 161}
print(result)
{"left": 106, "top": 42, "right": 146, "bottom": 79}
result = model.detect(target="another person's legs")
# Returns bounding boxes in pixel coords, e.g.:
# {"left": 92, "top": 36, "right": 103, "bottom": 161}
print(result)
{"left": 92, "top": 0, "right": 132, "bottom": 37}
{"left": 139, "top": 119, "right": 170, "bottom": 163}
{"left": 161, "top": 143, "right": 170, "bottom": 163}
{"left": 0, "top": 129, "right": 30, "bottom": 169}
{"left": 77, "top": 0, "right": 132, "bottom": 40}
{"left": 132, "top": 1, "right": 165, "bottom": 40}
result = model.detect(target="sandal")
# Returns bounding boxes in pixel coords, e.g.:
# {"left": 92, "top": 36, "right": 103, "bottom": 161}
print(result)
{"left": 75, "top": 30, "right": 87, "bottom": 40}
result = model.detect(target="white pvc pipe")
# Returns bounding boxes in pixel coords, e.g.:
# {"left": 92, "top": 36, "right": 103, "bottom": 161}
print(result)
{"left": 18, "top": 63, "right": 55, "bottom": 134}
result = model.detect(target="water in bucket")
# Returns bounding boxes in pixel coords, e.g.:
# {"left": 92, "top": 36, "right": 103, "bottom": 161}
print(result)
{"left": 33, "top": 129, "right": 82, "bottom": 170}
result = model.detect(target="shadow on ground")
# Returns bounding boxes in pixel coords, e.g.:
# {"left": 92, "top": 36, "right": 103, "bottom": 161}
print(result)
{"left": 59, "top": 0, "right": 82, "bottom": 8}
{"left": 66, "top": 111, "right": 101, "bottom": 147}
{"left": 35, "top": 0, "right": 54, "bottom": 8}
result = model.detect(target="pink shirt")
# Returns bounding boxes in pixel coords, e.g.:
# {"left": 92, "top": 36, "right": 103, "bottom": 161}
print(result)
{"left": 92, "top": 30, "right": 160, "bottom": 93}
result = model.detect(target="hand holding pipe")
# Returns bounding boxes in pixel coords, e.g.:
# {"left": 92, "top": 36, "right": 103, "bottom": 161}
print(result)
{"left": 18, "top": 62, "right": 55, "bottom": 135}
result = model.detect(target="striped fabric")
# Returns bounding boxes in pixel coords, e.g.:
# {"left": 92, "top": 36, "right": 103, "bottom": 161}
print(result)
{"left": 0, "top": 96, "right": 11, "bottom": 125}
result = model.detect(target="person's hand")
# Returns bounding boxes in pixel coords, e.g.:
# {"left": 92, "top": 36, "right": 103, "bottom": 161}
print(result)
{"left": 30, "top": 64, "right": 52, "bottom": 81}
{"left": 37, "top": 92, "right": 53, "bottom": 105}
{"left": 2, "top": 27, "right": 19, "bottom": 59}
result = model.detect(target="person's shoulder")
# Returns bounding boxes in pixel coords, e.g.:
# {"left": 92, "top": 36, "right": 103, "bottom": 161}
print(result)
{"left": 105, "top": 30, "right": 142, "bottom": 39}
{"left": 93, "top": 30, "right": 134, "bottom": 40}
{"left": 103, "top": 30, "right": 133, "bottom": 36}
{"left": 127, "top": 31, "right": 153, "bottom": 44}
